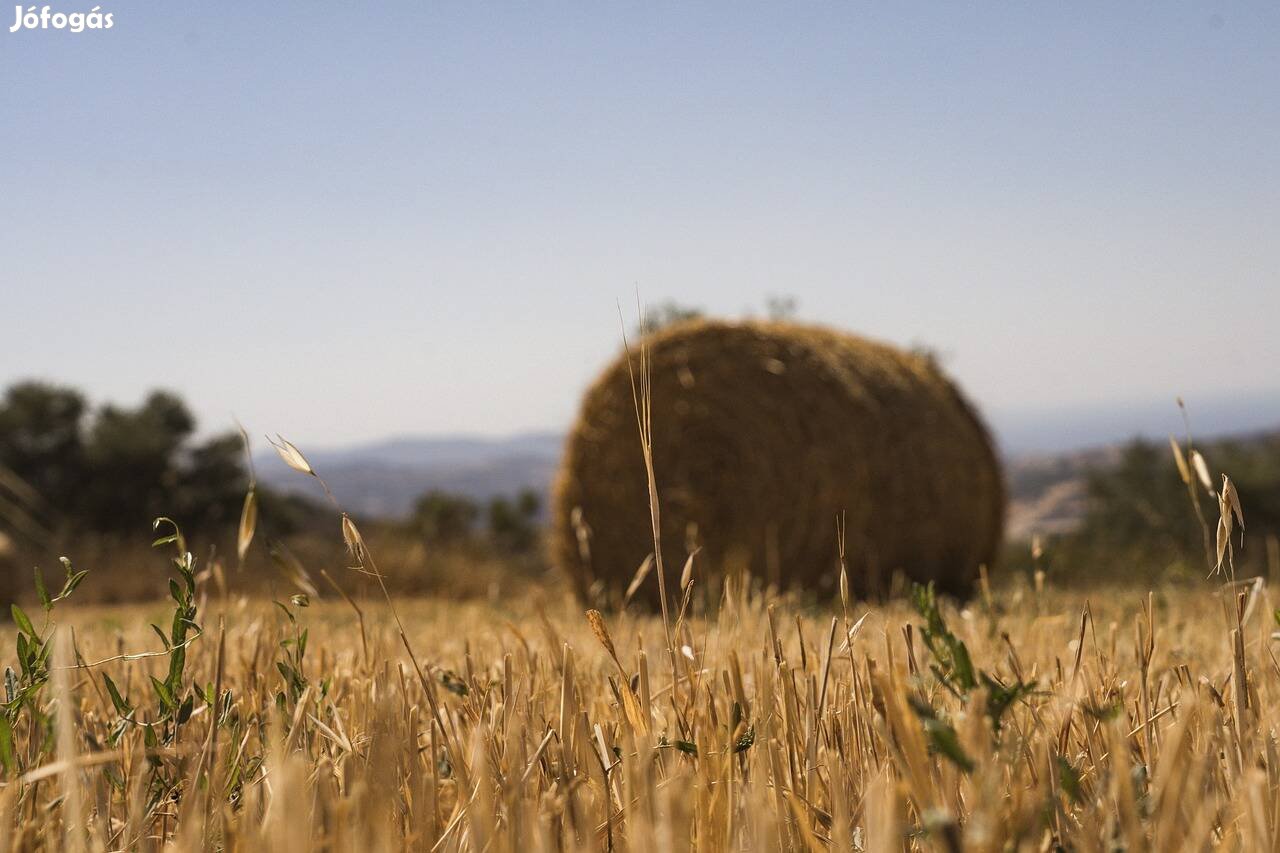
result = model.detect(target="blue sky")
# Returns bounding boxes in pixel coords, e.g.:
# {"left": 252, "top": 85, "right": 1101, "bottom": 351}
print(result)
{"left": 2, "top": 3, "right": 1277, "bottom": 451}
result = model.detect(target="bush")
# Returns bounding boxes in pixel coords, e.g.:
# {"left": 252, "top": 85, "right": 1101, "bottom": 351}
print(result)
{"left": 410, "top": 490, "right": 480, "bottom": 545}
{"left": 487, "top": 489, "right": 541, "bottom": 553}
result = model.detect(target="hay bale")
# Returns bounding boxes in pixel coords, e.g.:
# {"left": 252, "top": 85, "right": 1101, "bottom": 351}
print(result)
{"left": 551, "top": 320, "right": 1004, "bottom": 604}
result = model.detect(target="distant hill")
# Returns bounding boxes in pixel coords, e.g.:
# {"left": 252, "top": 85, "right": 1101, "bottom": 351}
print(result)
{"left": 256, "top": 404, "right": 1280, "bottom": 536}
{"left": 256, "top": 432, "right": 563, "bottom": 518}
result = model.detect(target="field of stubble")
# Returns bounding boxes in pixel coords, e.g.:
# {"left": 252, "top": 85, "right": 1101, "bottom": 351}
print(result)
{"left": 0, "top": 563, "right": 1275, "bottom": 852}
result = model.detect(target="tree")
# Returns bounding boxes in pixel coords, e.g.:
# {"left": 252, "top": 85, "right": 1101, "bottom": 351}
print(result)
{"left": 638, "top": 302, "right": 703, "bottom": 336}
{"left": 0, "top": 382, "right": 87, "bottom": 512}
{"left": 411, "top": 490, "right": 480, "bottom": 545}
{"left": 177, "top": 433, "right": 250, "bottom": 533}
{"left": 0, "top": 380, "right": 341, "bottom": 599}
{"left": 79, "top": 391, "right": 197, "bottom": 531}
{"left": 488, "top": 488, "right": 542, "bottom": 553}
{"left": 764, "top": 294, "right": 799, "bottom": 320}
{"left": 1076, "top": 440, "right": 1196, "bottom": 552}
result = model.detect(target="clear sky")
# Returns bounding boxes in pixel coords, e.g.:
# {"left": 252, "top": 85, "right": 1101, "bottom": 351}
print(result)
{"left": 3, "top": 3, "right": 1277, "bottom": 450}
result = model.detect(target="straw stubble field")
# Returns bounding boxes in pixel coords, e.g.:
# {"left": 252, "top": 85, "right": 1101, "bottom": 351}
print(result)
{"left": 3, "top": 563, "right": 1279, "bottom": 851}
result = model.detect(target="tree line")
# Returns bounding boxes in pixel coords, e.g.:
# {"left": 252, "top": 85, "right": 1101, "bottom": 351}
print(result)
{"left": 0, "top": 380, "right": 544, "bottom": 560}
{"left": 0, "top": 381, "right": 250, "bottom": 546}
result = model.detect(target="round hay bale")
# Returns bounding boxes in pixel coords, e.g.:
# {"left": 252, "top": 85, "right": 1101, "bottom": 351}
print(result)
{"left": 551, "top": 319, "right": 1004, "bottom": 605}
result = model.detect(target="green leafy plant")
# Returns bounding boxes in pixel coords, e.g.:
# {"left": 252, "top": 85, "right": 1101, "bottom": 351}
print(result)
{"left": 0, "top": 557, "right": 90, "bottom": 775}
{"left": 912, "top": 582, "right": 977, "bottom": 695}
{"left": 911, "top": 582, "right": 1037, "bottom": 734}
{"left": 274, "top": 593, "right": 312, "bottom": 708}
{"left": 908, "top": 696, "right": 975, "bottom": 773}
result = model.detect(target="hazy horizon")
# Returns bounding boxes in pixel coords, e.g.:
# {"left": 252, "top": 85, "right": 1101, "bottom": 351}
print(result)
{"left": 4, "top": 3, "right": 1277, "bottom": 448}
{"left": 234, "top": 383, "right": 1280, "bottom": 458}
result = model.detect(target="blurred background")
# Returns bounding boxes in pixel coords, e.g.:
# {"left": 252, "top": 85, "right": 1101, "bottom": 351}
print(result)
{"left": 2, "top": 3, "right": 1278, "bottom": 598}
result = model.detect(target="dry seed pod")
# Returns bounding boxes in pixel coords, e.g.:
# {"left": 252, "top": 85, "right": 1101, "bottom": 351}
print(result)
{"left": 552, "top": 319, "right": 1005, "bottom": 605}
